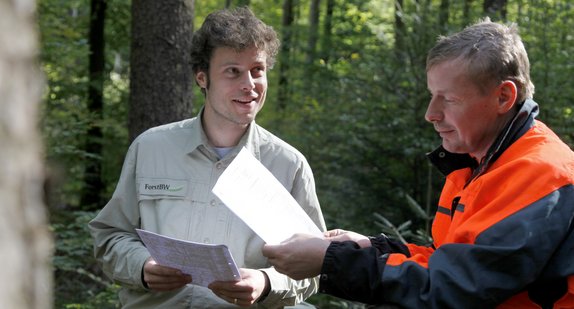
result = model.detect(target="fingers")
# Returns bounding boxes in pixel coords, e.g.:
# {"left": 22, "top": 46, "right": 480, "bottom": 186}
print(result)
{"left": 144, "top": 272, "right": 191, "bottom": 291}
{"left": 143, "top": 257, "right": 192, "bottom": 291}
{"left": 261, "top": 244, "right": 279, "bottom": 258}
{"left": 208, "top": 283, "right": 256, "bottom": 308}
{"left": 263, "top": 236, "right": 329, "bottom": 280}
{"left": 323, "top": 229, "right": 347, "bottom": 238}
{"left": 323, "top": 229, "right": 369, "bottom": 246}
{"left": 222, "top": 295, "right": 249, "bottom": 308}
{"left": 233, "top": 297, "right": 253, "bottom": 308}
{"left": 144, "top": 257, "right": 182, "bottom": 276}
{"left": 220, "top": 293, "right": 253, "bottom": 308}
{"left": 208, "top": 269, "right": 269, "bottom": 307}
{"left": 146, "top": 278, "right": 190, "bottom": 292}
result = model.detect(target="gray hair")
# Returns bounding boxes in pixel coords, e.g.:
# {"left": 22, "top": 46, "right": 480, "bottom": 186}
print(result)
{"left": 427, "top": 17, "right": 534, "bottom": 103}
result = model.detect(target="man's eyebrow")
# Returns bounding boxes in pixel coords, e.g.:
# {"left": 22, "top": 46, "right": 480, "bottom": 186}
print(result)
{"left": 220, "top": 60, "right": 239, "bottom": 66}
{"left": 427, "top": 87, "right": 438, "bottom": 94}
{"left": 219, "top": 60, "right": 266, "bottom": 67}
{"left": 428, "top": 87, "right": 447, "bottom": 95}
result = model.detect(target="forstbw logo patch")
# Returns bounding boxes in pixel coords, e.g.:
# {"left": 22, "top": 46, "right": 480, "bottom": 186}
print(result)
{"left": 139, "top": 179, "right": 188, "bottom": 197}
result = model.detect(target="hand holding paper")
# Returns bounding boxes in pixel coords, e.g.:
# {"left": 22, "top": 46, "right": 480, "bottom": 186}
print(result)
{"left": 142, "top": 256, "right": 192, "bottom": 292}
{"left": 262, "top": 233, "right": 329, "bottom": 280}
{"left": 136, "top": 229, "right": 241, "bottom": 287}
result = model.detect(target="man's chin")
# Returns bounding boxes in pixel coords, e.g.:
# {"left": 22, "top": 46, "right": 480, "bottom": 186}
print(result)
{"left": 441, "top": 142, "right": 459, "bottom": 154}
{"left": 442, "top": 145, "right": 470, "bottom": 156}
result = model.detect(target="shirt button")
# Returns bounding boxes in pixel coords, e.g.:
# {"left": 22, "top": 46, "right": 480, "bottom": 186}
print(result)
{"left": 439, "top": 152, "right": 446, "bottom": 158}
{"left": 204, "top": 238, "right": 210, "bottom": 244}
{"left": 216, "top": 163, "right": 222, "bottom": 169}
{"left": 321, "top": 274, "right": 328, "bottom": 281}
{"left": 210, "top": 199, "right": 216, "bottom": 206}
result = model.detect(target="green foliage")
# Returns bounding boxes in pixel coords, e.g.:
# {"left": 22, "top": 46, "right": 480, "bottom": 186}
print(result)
{"left": 517, "top": 0, "right": 574, "bottom": 147}
{"left": 39, "top": 0, "right": 130, "bottom": 209}
{"left": 39, "top": 0, "right": 129, "bottom": 307}
{"left": 257, "top": 0, "right": 446, "bottom": 236}
{"left": 51, "top": 210, "right": 121, "bottom": 308}
{"left": 374, "top": 192, "right": 433, "bottom": 246}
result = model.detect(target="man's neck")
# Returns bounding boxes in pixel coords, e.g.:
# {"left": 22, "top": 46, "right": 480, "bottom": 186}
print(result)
{"left": 201, "top": 114, "right": 250, "bottom": 148}
{"left": 472, "top": 107, "right": 520, "bottom": 162}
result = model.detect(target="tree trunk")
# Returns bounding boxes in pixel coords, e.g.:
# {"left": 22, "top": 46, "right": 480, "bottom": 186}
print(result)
{"left": 0, "top": 0, "right": 53, "bottom": 308}
{"left": 321, "top": 0, "right": 335, "bottom": 62}
{"left": 226, "top": 0, "right": 250, "bottom": 8}
{"left": 439, "top": 0, "right": 450, "bottom": 30}
{"left": 305, "top": 0, "right": 321, "bottom": 64}
{"left": 278, "top": 0, "right": 295, "bottom": 110}
{"left": 395, "top": 0, "right": 405, "bottom": 58}
{"left": 129, "top": 0, "right": 194, "bottom": 143}
{"left": 237, "top": 0, "right": 250, "bottom": 7}
{"left": 81, "top": 0, "right": 106, "bottom": 210}
{"left": 483, "top": 0, "right": 508, "bottom": 20}
{"left": 462, "top": 0, "right": 472, "bottom": 28}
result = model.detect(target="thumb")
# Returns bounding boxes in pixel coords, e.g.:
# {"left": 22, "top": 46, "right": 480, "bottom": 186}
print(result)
{"left": 261, "top": 244, "right": 278, "bottom": 257}
{"left": 324, "top": 229, "right": 345, "bottom": 238}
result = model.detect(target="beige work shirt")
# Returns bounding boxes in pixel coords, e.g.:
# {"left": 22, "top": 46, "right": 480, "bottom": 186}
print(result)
{"left": 89, "top": 110, "right": 326, "bottom": 308}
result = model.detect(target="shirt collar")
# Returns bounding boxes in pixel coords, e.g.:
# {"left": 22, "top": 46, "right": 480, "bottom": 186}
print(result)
{"left": 184, "top": 106, "right": 262, "bottom": 161}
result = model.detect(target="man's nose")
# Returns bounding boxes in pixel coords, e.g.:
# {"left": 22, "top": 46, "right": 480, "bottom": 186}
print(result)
{"left": 425, "top": 96, "right": 443, "bottom": 123}
{"left": 240, "top": 71, "right": 255, "bottom": 91}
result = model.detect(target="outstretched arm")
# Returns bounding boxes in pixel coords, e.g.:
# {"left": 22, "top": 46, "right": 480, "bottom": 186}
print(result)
{"left": 262, "top": 233, "right": 329, "bottom": 280}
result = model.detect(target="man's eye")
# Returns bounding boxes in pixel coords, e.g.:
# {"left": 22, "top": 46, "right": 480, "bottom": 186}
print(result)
{"left": 251, "top": 67, "right": 263, "bottom": 75}
{"left": 227, "top": 68, "right": 239, "bottom": 73}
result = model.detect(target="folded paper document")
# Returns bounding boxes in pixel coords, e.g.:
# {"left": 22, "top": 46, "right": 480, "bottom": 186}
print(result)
{"left": 212, "top": 147, "right": 324, "bottom": 245}
{"left": 136, "top": 229, "right": 241, "bottom": 287}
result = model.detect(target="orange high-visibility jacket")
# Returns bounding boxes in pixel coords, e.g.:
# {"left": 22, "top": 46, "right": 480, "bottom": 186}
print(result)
{"left": 319, "top": 100, "right": 574, "bottom": 308}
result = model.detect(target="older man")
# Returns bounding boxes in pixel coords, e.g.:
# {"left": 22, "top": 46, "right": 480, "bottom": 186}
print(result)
{"left": 89, "top": 7, "right": 325, "bottom": 309}
{"left": 263, "top": 18, "right": 574, "bottom": 308}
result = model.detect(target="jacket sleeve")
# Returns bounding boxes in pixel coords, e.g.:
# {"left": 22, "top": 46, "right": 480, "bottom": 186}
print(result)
{"left": 88, "top": 146, "right": 151, "bottom": 291}
{"left": 259, "top": 158, "right": 327, "bottom": 308}
{"left": 317, "top": 234, "right": 416, "bottom": 302}
{"left": 318, "top": 185, "right": 574, "bottom": 309}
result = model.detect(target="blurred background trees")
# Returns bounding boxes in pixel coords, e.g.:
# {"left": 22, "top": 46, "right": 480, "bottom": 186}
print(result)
{"left": 37, "top": 0, "right": 574, "bottom": 307}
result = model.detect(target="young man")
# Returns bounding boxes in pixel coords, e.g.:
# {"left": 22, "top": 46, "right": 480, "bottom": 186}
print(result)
{"left": 89, "top": 8, "right": 326, "bottom": 309}
{"left": 262, "top": 18, "right": 574, "bottom": 308}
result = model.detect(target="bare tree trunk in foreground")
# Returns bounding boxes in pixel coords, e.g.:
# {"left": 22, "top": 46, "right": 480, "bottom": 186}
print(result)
{"left": 0, "top": 0, "right": 53, "bottom": 308}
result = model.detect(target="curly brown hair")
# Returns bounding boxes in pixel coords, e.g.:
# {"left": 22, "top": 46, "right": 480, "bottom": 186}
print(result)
{"left": 190, "top": 7, "right": 280, "bottom": 79}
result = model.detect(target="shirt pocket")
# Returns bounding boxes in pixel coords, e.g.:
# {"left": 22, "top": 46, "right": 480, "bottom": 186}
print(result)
{"left": 136, "top": 177, "right": 206, "bottom": 241}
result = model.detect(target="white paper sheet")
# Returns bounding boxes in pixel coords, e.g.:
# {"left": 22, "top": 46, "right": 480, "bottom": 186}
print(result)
{"left": 212, "top": 147, "right": 324, "bottom": 245}
{"left": 136, "top": 229, "right": 241, "bottom": 287}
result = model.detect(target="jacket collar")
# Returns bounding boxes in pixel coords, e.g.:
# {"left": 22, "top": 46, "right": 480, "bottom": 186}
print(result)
{"left": 426, "top": 99, "right": 539, "bottom": 178}
{"left": 184, "top": 106, "right": 262, "bottom": 161}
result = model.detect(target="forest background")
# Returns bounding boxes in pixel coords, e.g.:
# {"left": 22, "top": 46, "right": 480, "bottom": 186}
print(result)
{"left": 37, "top": 0, "right": 574, "bottom": 308}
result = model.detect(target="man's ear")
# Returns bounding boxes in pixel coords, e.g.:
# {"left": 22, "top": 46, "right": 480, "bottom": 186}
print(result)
{"left": 497, "top": 80, "right": 518, "bottom": 115}
{"left": 195, "top": 70, "right": 207, "bottom": 88}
